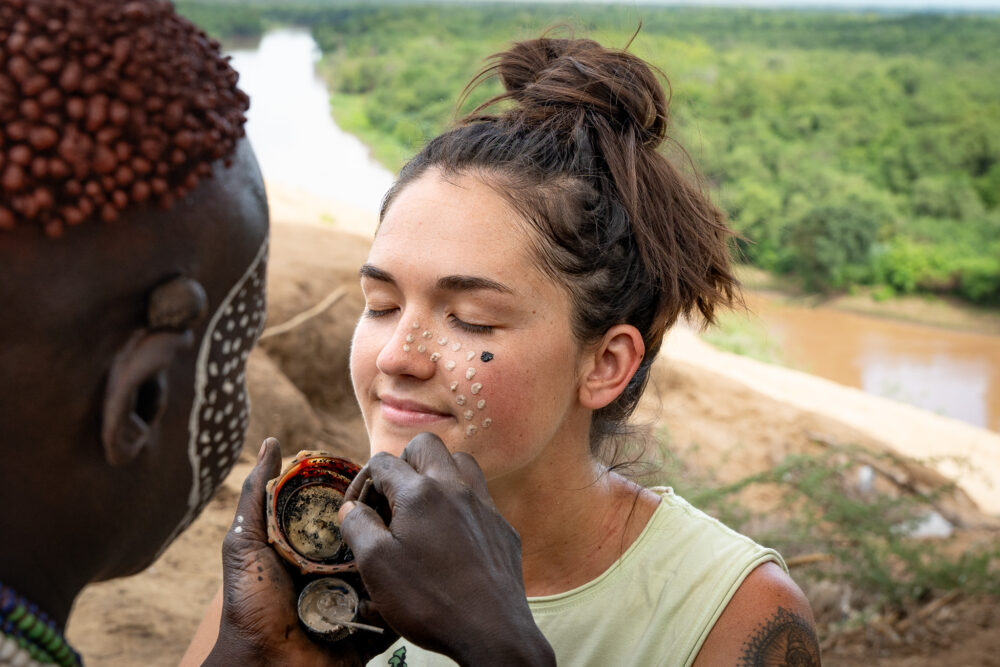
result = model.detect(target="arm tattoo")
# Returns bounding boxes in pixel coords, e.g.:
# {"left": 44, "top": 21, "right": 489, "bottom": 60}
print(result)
{"left": 737, "top": 606, "right": 821, "bottom": 666}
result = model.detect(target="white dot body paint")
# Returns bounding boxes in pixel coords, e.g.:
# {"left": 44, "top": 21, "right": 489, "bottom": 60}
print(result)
{"left": 158, "top": 237, "right": 268, "bottom": 559}
{"left": 445, "top": 360, "right": 456, "bottom": 371}
{"left": 412, "top": 322, "right": 420, "bottom": 329}
{"left": 464, "top": 410, "right": 474, "bottom": 421}
{"left": 430, "top": 352, "right": 441, "bottom": 362}
{"left": 466, "top": 425, "right": 477, "bottom": 436}
{"left": 405, "top": 334, "right": 414, "bottom": 343}
{"left": 466, "top": 351, "right": 475, "bottom": 361}
{"left": 403, "top": 344, "right": 411, "bottom": 352}
{"left": 451, "top": 342, "right": 461, "bottom": 351}
{"left": 234, "top": 526, "right": 243, "bottom": 534}
{"left": 422, "top": 331, "right": 432, "bottom": 339}
{"left": 466, "top": 368, "right": 476, "bottom": 380}
{"left": 477, "top": 399, "right": 486, "bottom": 409}
{"left": 470, "top": 382, "right": 482, "bottom": 394}
{"left": 237, "top": 515, "right": 244, "bottom": 524}
{"left": 450, "top": 381, "right": 459, "bottom": 392}
{"left": 417, "top": 344, "right": 426, "bottom": 353}
{"left": 438, "top": 337, "right": 448, "bottom": 346}
{"left": 482, "top": 418, "right": 492, "bottom": 428}
{"left": 456, "top": 395, "right": 466, "bottom": 406}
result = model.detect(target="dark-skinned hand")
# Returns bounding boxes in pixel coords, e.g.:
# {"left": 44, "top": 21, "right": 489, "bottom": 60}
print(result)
{"left": 338, "top": 433, "right": 555, "bottom": 666}
{"left": 204, "top": 438, "right": 397, "bottom": 667}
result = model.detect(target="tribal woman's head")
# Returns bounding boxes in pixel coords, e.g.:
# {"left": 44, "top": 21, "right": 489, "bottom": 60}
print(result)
{"left": 0, "top": 0, "right": 269, "bottom": 609}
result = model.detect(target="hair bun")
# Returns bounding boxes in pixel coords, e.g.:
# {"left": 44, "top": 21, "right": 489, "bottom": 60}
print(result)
{"left": 493, "top": 37, "right": 668, "bottom": 147}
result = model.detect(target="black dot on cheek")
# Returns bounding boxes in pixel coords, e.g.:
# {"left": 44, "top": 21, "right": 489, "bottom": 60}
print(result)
{"left": 481, "top": 351, "right": 494, "bottom": 363}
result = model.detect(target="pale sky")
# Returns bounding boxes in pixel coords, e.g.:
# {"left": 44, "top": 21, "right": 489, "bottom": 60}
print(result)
{"left": 526, "top": 0, "right": 1000, "bottom": 8}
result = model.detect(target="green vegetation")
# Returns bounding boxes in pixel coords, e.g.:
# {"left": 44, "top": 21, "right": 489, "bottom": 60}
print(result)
{"left": 176, "top": 3, "right": 1000, "bottom": 307}
{"left": 659, "top": 441, "right": 1000, "bottom": 608}
{"left": 699, "top": 310, "right": 785, "bottom": 365}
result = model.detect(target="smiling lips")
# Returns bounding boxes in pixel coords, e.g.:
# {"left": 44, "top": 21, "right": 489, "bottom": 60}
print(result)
{"left": 378, "top": 394, "right": 454, "bottom": 426}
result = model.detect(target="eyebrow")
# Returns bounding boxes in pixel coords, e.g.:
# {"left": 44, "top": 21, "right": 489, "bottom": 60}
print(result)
{"left": 359, "top": 264, "right": 514, "bottom": 295}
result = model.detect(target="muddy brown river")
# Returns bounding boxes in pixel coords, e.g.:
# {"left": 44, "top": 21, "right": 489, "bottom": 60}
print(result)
{"left": 746, "top": 291, "right": 1000, "bottom": 432}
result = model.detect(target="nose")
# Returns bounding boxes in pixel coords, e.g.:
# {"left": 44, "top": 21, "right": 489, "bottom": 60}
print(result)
{"left": 375, "top": 319, "right": 438, "bottom": 381}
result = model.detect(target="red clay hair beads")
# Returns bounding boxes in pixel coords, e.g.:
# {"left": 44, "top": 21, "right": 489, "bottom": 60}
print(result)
{"left": 0, "top": 0, "right": 250, "bottom": 237}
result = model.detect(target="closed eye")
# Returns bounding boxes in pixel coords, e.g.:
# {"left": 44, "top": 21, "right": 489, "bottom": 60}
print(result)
{"left": 449, "top": 315, "right": 494, "bottom": 335}
{"left": 364, "top": 307, "right": 397, "bottom": 319}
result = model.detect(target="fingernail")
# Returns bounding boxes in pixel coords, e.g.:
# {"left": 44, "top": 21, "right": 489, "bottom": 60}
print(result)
{"left": 258, "top": 440, "right": 268, "bottom": 462}
{"left": 340, "top": 501, "right": 356, "bottom": 515}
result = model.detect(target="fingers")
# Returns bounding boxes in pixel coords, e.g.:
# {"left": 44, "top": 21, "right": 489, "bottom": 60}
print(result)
{"left": 358, "top": 450, "right": 425, "bottom": 512}
{"left": 451, "top": 452, "right": 492, "bottom": 504}
{"left": 400, "top": 432, "right": 459, "bottom": 482}
{"left": 339, "top": 501, "right": 392, "bottom": 575}
{"left": 228, "top": 437, "right": 282, "bottom": 544}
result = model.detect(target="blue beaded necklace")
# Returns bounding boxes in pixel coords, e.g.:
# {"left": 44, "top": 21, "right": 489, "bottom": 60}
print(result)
{"left": 0, "top": 581, "right": 81, "bottom": 666}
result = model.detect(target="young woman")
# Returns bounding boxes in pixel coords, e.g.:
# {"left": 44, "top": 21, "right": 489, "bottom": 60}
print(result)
{"left": 198, "top": 35, "right": 820, "bottom": 667}
{"left": 347, "top": 36, "right": 819, "bottom": 666}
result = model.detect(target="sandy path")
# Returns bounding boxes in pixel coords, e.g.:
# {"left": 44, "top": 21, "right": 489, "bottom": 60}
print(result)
{"left": 663, "top": 326, "right": 1000, "bottom": 515}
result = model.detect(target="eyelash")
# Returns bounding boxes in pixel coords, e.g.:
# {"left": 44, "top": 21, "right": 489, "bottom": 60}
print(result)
{"left": 364, "top": 307, "right": 396, "bottom": 319}
{"left": 449, "top": 315, "right": 494, "bottom": 335}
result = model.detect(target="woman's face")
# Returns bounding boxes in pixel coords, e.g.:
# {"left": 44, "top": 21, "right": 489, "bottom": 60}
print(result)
{"left": 350, "top": 169, "right": 588, "bottom": 482}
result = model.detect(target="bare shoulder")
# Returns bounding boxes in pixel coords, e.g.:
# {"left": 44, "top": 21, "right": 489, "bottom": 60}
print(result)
{"left": 692, "top": 561, "right": 822, "bottom": 666}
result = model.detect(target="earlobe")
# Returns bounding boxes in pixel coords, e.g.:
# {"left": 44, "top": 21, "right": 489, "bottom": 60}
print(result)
{"left": 102, "top": 329, "right": 193, "bottom": 466}
{"left": 578, "top": 325, "right": 645, "bottom": 410}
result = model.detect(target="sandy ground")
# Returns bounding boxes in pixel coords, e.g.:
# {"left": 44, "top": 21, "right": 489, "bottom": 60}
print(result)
{"left": 65, "top": 187, "right": 1000, "bottom": 665}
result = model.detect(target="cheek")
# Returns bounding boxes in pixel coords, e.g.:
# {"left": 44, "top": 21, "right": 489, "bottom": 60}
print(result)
{"left": 349, "top": 318, "right": 379, "bottom": 398}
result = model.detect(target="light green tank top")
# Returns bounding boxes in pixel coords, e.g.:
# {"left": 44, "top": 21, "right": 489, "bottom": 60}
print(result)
{"left": 368, "top": 488, "right": 785, "bottom": 667}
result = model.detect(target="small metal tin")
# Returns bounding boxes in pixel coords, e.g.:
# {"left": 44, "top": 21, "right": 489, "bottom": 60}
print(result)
{"left": 297, "top": 577, "right": 360, "bottom": 641}
{"left": 265, "top": 450, "right": 361, "bottom": 575}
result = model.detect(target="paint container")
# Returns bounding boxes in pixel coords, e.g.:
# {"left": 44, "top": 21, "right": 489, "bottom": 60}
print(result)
{"left": 297, "top": 577, "right": 360, "bottom": 641}
{"left": 265, "top": 450, "right": 361, "bottom": 575}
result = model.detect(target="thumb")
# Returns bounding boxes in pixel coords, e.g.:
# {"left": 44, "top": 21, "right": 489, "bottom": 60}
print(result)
{"left": 226, "top": 437, "right": 282, "bottom": 548}
{"left": 339, "top": 500, "right": 392, "bottom": 567}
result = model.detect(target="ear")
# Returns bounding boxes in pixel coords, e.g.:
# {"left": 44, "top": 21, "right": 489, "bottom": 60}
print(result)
{"left": 578, "top": 324, "right": 645, "bottom": 411}
{"left": 102, "top": 275, "right": 207, "bottom": 466}
{"left": 101, "top": 329, "right": 194, "bottom": 466}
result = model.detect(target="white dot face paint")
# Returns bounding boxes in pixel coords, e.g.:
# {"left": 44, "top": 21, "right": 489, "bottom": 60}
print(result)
{"left": 403, "top": 344, "right": 411, "bottom": 352}
{"left": 157, "top": 236, "right": 269, "bottom": 558}
{"left": 438, "top": 337, "right": 448, "bottom": 346}
{"left": 405, "top": 334, "right": 414, "bottom": 343}
{"left": 464, "top": 410, "right": 474, "bottom": 421}
{"left": 445, "top": 360, "right": 456, "bottom": 371}
{"left": 477, "top": 399, "right": 486, "bottom": 409}
{"left": 466, "top": 368, "right": 476, "bottom": 380}
{"left": 417, "top": 344, "right": 426, "bottom": 353}
{"left": 466, "top": 425, "right": 477, "bottom": 437}
{"left": 466, "top": 351, "right": 475, "bottom": 361}
{"left": 451, "top": 342, "right": 461, "bottom": 351}
{"left": 412, "top": 322, "right": 420, "bottom": 329}
{"left": 450, "top": 381, "right": 458, "bottom": 392}
{"left": 422, "top": 331, "right": 432, "bottom": 339}
{"left": 482, "top": 418, "right": 492, "bottom": 429}
{"left": 470, "top": 383, "right": 482, "bottom": 394}
{"left": 456, "top": 395, "right": 466, "bottom": 405}
{"left": 430, "top": 352, "right": 441, "bottom": 362}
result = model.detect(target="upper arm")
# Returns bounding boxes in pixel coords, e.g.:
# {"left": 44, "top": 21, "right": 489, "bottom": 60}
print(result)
{"left": 692, "top": 561, "right": 821, "bottom": 666}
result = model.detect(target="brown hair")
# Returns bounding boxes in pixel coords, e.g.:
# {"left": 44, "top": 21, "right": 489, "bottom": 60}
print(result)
{"left": 0, "top": 0, "right": 249, "bottom": 237}
{"left": 381, "top": 36, "right": 740, "bottom": 457}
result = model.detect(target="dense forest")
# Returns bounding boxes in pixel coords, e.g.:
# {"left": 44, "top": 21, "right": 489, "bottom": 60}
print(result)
{"left": 177, "top": 2, "right": 1000, "bottom": 305}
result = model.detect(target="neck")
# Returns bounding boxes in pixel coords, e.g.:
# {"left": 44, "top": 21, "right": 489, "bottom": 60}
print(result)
{"left": 0, "top": 579, "right": 82, "bottom": 666}
{"left": 0, "top": 556, "right": 79, "bottom": 629}
{"left": 487, "top": 430, "right": 659, "bottom": 597}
